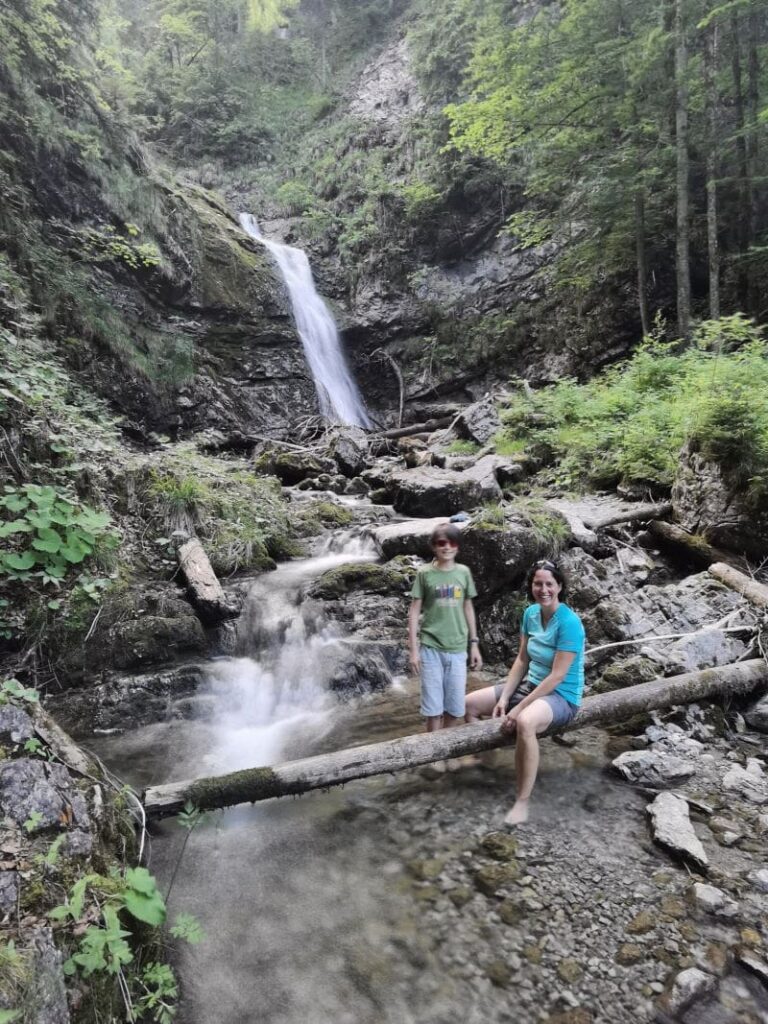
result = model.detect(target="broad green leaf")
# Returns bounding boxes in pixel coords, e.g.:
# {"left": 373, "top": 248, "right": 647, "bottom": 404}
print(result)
{"left": 32, "top": 528, "right": 62, "bottom": 554}
{"left": 5, "top": 551, "right": 35, "bottom": 571}
{"left": 0, "top": 520, "right": 32, "bottom": 537}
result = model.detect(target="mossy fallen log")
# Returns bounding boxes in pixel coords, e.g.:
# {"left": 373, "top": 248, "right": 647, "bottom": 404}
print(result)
{"left": 176, "top": 537, "right": 237, "bottom": 624}
{"left": 143, "top": 660, "right": 768, "bottom": 819}
{"left": 649, "top": 521, "right": 748, "bottom": 570}
{"left": 708, "top": 562, "right": 768, "bottom": 609}
{"left": 589, "top": 501, "right": 672, "bottom": 530}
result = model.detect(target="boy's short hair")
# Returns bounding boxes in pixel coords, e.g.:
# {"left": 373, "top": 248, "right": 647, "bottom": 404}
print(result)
{"left": 430, "top": 523, "right": 462, "bottom": 547}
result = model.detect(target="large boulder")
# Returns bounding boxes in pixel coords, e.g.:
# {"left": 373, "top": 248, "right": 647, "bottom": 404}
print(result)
{"left": 330, "top": 427, "right": 370, "bottom": 478}
{"left": 388, "top": 455, "right": 504, "bottom": 516}
{"left": 672, "top": 440, "right": 768, "bottom": 558}
{"left": 456, "top": 396, "right": 502, "bottom": 446}
{"left": 371, "top": 508, "right": 551, "bottom": 594}
{"left": 253, "top": 446, "right": 336, "bottom": 484}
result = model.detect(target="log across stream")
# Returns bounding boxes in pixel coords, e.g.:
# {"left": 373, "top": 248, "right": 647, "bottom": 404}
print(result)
{"left": 144, "top": 659, "right": 768, "bottom": 818}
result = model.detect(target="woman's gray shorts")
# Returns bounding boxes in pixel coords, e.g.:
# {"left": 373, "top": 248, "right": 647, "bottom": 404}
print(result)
{"left": 494, "top": 680, "right": 578, "bottom": 730}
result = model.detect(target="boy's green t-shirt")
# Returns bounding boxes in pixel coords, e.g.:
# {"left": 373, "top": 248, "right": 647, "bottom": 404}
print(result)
{"left": 410, "top": 562, "right": 477, "bottom": 653}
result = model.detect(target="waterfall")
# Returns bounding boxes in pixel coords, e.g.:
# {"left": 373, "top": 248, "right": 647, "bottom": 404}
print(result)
{"left": 239, "top": 212, "right": 372, "bottom": 429}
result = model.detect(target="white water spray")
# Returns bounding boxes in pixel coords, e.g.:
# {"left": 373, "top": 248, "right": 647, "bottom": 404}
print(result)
{"left": 239, "top": 212, "right": 371, "bottom": 428}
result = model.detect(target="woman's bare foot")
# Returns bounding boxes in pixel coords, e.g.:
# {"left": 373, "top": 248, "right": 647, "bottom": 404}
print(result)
{"left": 446, "top": 754, "right": 485, "bottom": 771}
{"left": 503, "top": 799, "right": 530, "bottom": 826}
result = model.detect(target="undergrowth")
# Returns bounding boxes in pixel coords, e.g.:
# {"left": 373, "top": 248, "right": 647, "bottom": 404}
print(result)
{"left": 494, "top": 317, "right": 768, "bottom": 500}
{"left": 139, "top": 446, "right": 300, "bottom": 575}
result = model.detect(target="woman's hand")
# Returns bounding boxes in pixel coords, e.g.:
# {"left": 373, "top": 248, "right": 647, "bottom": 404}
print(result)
{"left": 491, "top": 699, "right": 507, "bottom": 718}
{"left": 501, "top": 705, "right": 521, "bottom": 733}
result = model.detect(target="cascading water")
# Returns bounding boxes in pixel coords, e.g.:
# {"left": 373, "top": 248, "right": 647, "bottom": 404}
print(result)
{"left": 239, "top": 212, "right": 372, "bottom": 429}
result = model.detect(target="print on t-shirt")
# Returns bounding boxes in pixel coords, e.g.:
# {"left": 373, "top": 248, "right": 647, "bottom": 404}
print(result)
{"left": 435, "top": 583, "right": 464, "bottom": 605}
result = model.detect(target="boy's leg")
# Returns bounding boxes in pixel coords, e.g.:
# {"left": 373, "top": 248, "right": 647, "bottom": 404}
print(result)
{"left": 420, "top": 647, "right": 445, "bottom": 733}
{"left": 443, "top": 651, "right": 468, "bottom": 725}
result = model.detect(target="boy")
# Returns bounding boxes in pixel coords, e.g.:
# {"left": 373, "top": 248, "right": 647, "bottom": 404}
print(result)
{"left": 408, "top": 523, "right": 482, "bottom": 734}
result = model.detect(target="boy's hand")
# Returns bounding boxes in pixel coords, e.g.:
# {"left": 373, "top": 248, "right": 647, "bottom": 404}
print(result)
{"left": 470, "top": 645, "right": 483, "bottom": 670}
{"left": 492, "top": 699, "right": 507, "bottom": 719}
{"left": 408, "top": 649, "right": 421, "bottom": 676}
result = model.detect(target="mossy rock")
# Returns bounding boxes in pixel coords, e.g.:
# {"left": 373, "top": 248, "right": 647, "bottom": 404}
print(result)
{"left": 308, "top": 560, "right": 415, "bottom": 600}
{"left": 594, "top": 655, "right": 659, "bottom": 694}
{"left": 309, "top": 501, "right": 354, "bottom": 527}
{"left": 252, "top": 449, "right": 336, "bottom": 485}
{"left": 614, "top": 943, "right": 645, "bottom": 965}
{"left": 498, "top": 899, "right": 524, "bottom": 926}
{"left": 486, "top": 959, "right": 512, "bottom": 987}
{"left": 473, "top": 861, "right": 520, "bottom": 896}
{"left": 406, "top": 858, "right": 444, "bottom": 881}
{"left": 479, "top": 832, "right": 518, "bottom": 862}
{"left": 626, "top": 909, "right": 656, "bottom": 935}
{"left": 448, "top": 886, "right": 473, "bottom": 908}
{"left": 557, "top": 959, "right": 583, "bottom": 983}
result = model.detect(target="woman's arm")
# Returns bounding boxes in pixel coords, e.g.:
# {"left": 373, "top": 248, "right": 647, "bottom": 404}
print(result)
{"left": 504, "top": 650, "right": 577, "bottom": 720}
{"left": 491, "top": 636, "right": 530, "bottom": 716}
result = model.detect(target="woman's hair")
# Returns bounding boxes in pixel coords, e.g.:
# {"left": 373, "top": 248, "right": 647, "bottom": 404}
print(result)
{"left": 526, "top": 559, "right": 568, "bottom": 601}
{"left": 430, "top": 522, "right": 462, "bottom": 547}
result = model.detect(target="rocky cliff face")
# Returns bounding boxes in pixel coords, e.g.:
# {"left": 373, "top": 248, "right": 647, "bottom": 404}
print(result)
{"left": 0, "top": 3, "right": 321, "bottom": 442}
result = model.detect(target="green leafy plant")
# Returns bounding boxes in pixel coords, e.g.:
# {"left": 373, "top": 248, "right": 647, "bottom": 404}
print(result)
{"left": 0, "top": 484, "right": 120, "bottom": 585}
{"left": 136, "top": 962, "right": 178, "bottom": 1024}
{"left": 23, "top": 812, "right": 44, "bottom": 834}
{"left": 63, "top": 905, "right": 133, "bottom": 977}
{"left": 0, "top": 678, "right": 40, "bottom": 705}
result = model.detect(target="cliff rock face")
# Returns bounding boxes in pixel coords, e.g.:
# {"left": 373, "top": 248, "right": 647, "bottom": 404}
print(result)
{"left": 0, "top": 2, "right": 319, "bottom": 440}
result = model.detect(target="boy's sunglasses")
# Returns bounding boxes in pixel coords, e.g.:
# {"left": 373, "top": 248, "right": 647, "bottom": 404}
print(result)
{"left": 434, "top": 539, "right": 458, "bottom": 547}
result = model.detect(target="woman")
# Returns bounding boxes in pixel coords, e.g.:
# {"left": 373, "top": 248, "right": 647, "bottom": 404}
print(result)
{"left": 465, "top": 559, "right": 585, "bottom": 825}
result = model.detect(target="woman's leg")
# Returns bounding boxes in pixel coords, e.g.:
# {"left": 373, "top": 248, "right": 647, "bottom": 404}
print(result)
{"left": 464, "top": 685, "right": 500, "bottom": 723}
{"left": 504, "top": 699, "right": 554, "bottom": 825}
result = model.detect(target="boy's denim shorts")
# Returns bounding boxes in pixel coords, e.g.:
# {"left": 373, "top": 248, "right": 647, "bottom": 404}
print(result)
{"left": 420, "top": 645, "right": 467, "bottom": 718}
{"left": 494, "top": 679, "right": 578, "bottom": 730}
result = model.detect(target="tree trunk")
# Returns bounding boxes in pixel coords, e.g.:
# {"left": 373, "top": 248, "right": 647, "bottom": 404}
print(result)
{"left": 144, "top": 660, "right": 768, "bottom": 818}
{"left": 635, "top": 187, "right": 651, "bottom": 336}
{"left": 746, "top": 11, "right": 760, "bottom": 313}
{"left": 705, "top": 24, "right": 720, "bottom": 321}
{"left": 674, "top": 0, "right": 691, "bottom": 339}
{"left": 730, "top": 11, "right": 750, "bottom": 309}
{"left": 708, "top": 562, "right": 768, "bottom": 609}
{"left": 176, "top": 538, "right": 238, "bottom": 625}
{"left": 649, "top": 520, "right": 749, "bottom": 571}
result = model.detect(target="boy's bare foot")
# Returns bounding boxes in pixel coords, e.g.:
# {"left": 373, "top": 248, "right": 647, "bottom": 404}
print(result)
{"left": 503, "top": 799, "right": 530, "bottom": 826}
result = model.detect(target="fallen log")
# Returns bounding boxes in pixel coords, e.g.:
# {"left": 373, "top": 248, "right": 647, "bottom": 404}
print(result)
{"left": 589, "top": 501, "right": 672, "bottom": 530}
{"left": 708, "top": 562, "right": 768, "bottom": 610}
{"left": 378, "top": 416, "right": 454, "bottom": 439}
{"left": 176, "top": 537, "right": 238, "bottom": 625}
{"left": 649, "top": 521, "right": 748, "bottom": 571}
{"left": 144, "top": 659, "right": 768, "bottom": 819}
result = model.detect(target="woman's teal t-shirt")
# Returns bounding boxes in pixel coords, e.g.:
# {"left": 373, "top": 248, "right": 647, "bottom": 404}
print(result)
{"left": 522, "top": 603, "right": 585, "bottom": 706}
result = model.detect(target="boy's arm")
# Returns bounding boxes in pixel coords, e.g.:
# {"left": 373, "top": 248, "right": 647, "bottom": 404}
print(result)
{"left": 407, "top": 599, "right": 422, "bottom": 675}
{"left": 464, "top": 599, "right": 482, "bottom": 669}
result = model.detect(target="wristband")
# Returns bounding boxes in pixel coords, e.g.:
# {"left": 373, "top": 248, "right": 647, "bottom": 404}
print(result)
{"left": 470, "top": 638, "right": 479, "bottom": 644}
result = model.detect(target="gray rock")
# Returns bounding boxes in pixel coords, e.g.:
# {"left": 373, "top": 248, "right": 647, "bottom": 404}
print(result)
{"left": 331, "top": 428, "right": 369, "bottom": 478}
{"left": 648, "top": 792, "right": 708, "bottom": 870}
{"left": 744, "top": 693, "right": 768, "bottom": 734}
{"left": 613, "top": 750, "right": 697, "bottom": 788}
{"left": 457, "top": 397, "right": 502, "bottom": 446}
{"left": 748, "top": 868, "right": 768, "bottom": 893}
{"left": 27, "top": 927, "right": 70, "bottom": 1024}
{"left": 0, "top": 759, "right": 90, "bottom": 833}
{"left": 672, "top": 439, "right": 768, "bottom": 558}
{"left": 665, "top": 967, "right": 717, "bottom": 1014}
{"left": 0, "top": 869, "right": 19, "bottom": 914}
{"left": 388, "top": 455, "right": 504, "bottom": 516}
{"left": 0, "top": 706, "right": 35, "bottom": 745}
{"left": 722, "top": 759, "right": 768, "bottom": 804}
{"left": 690, "top": 882, "right": 738, "bottom": 917}
{"left": 736, "top": 950, "right": 768, "bottom": 987}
